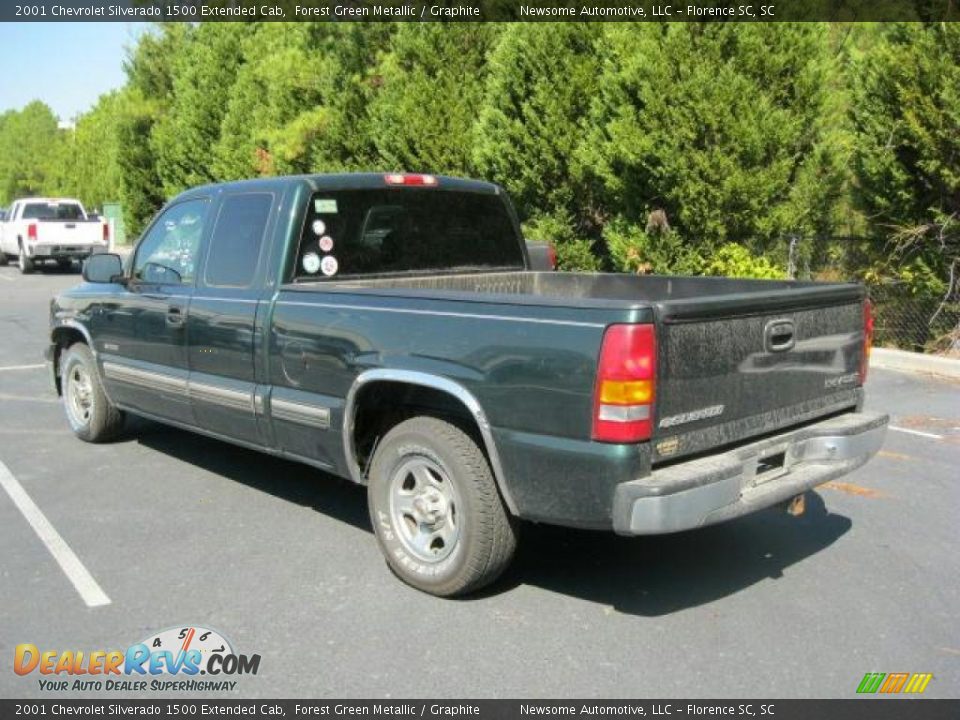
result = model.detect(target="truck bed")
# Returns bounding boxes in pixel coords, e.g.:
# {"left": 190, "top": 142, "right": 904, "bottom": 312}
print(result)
{"left": 322, "top": 269, "right": 862, "bottom": 313}
{"left": 300, "top": 270, "right": 866, "bottom": 462}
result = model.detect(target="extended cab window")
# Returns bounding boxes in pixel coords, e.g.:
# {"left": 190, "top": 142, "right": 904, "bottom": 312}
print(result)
{"left": 204, "top": 193, "right": 273, "bottom": 288}
{"left": 294, "top": 189, "right": 524, "bottom": 280}
{"left": 133, "top": 199, "right": 209, "bottom": 285}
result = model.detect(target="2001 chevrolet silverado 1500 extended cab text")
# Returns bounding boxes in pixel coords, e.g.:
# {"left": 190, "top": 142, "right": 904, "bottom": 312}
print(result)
{"left": 48, "top": 173, "right": 888, "bottom": 596}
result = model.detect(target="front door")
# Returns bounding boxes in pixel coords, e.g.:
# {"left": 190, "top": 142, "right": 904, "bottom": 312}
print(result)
{"left": 96, "top": 197, "right": 211, "bottom": 425}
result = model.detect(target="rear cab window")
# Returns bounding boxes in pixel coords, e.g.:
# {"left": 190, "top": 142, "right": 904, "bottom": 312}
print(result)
{"left": 21, "top": 202, "right": 85, "bottom": 220}
{"left": 292, "top": 188, "right": 524, "bottom": 281}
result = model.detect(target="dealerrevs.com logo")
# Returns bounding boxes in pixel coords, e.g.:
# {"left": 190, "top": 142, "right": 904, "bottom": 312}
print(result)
{"left": 14, "top": 625, "right": 261, "bottom": 693}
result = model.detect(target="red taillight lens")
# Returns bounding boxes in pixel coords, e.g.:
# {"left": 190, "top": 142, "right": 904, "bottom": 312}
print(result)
{"left": 27, "top": 223, "right": 37, "bottom": 241}
{"left": 384, "top": 173, "right": 438, "bottom": 187}
{"left": 860, "top": 298, "right": 874, "bottom": 384}
{"left": 592, "top": 324, "right": 657, "bottom": 443}
{"left": 546, "top": 243, "right": 557, "bottom": 270}
{"left": 102, "top": 222, "right": 110, "bottom": 243}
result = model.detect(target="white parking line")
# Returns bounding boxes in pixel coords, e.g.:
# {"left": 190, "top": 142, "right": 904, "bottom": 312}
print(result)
{"left": 0, "top": 363, "right": 45, "bottom": 372}
{"left": 889, "top": 425, "right": 944, "bottom": 440}
{"left": 0, "top": 459, "right": 111, "bottom": 608}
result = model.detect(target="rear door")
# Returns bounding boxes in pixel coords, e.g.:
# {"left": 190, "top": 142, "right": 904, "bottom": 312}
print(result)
{"left": 95, "top": 197, "right": 210, "bottom": 425}
{"left": 188, "top": 191, "right": 277, "bottom": 445}
{"left": 653, "top": 288, "right": 866, "bottom": 461}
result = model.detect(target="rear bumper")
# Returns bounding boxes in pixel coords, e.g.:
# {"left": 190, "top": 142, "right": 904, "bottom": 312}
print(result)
{"left": 612, "top": 411, "right": 888, "bottom": 535}
{"left": 26, "top": 243, "right": 107, "bottom": 259}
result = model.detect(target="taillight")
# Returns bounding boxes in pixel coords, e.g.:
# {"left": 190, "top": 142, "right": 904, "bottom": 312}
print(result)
{"left": 546, "top": 243, "right": 557, "bottom": 270}
{"left": 592, "top": 324, "right": 657, "bottom": 443}
{"left": 27, "top": 223, "right": 37, "bottom": 241}
{"left": 102, "top": 222, "right": 110, "bottom": 243}
{"left": 860, "top": 298, "right": 874, "bottom": 384}
{"left": 384, "top": 173, "right": 437, "bottom": 187}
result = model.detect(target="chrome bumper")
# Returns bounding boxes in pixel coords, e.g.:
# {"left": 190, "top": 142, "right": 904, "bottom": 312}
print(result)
{"left": 612, "top": 412, "right": 889, "bottom": 535}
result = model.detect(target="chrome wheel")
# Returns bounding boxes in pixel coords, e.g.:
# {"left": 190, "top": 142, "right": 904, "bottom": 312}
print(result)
{"left": 389, "top": 457, "right": 461, "bottom": 563}
{"left": 65, "top": 363, "right": 94, "bottom": 428}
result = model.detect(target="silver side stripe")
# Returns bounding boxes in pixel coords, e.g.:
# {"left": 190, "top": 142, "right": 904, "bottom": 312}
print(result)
{"left": 189, "top": 382, "right": 254, "bottom": 412}
{"left": 103, "top": 362, "right": 188, "bottom": 395}
{"left": 103, "top": 360, "right": 331, "bottom": 428}
{"left": 270, "top": 398, "right": 331, "bottom": 429}
{"left": 275, "top": 300, "right": 607, "bottom": 329}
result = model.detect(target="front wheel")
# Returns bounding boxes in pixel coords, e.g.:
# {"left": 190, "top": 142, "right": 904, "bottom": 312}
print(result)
{"left": 368, "top": 416, "right": 517, "bottom": 597}
{"left": 61, "top": 343, "right": 124, "bottom": 442}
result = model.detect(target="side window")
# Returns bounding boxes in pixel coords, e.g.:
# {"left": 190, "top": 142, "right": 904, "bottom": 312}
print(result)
{"left": 133, "top": 199, "right": 209, "bottom": 285}
{"left": 204, "top": 193, "right": 273, "bottom": 288}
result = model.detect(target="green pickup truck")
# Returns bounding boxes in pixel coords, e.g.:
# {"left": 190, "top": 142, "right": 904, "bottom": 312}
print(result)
{"left": 47, "top": 173, "right": 888, "bottom": 596}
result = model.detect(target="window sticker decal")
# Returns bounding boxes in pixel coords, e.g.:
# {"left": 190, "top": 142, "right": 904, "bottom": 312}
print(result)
{"left": 319, "top": 236, "right": 334, "bottom": 253}
{"left": 314, "top": 199, "right": 338, "bottom": 214}
{"left": 302, "top": 252, "right": 321, "bottom": 275}
{"left": 321, "top": 255, "right": 339, "bottom": 277}
{"left": 311, "top": 220, "right": 326, "bottom": 236}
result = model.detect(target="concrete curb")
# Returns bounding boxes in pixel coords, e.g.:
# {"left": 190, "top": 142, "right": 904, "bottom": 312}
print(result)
{"left": 871, "top": 347, "right": 960, "bottom": 380}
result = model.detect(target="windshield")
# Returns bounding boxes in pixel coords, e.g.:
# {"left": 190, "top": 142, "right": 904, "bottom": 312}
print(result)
{"left": 294, "top": 189, "right": 523, "bottom": 280}
{"left": 21, "top": 202, "right": 85, "bottom": 220}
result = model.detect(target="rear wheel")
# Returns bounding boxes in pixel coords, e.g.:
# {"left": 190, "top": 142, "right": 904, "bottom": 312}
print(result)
{"left": 18, "top": 246, "right": 34, "bottom": 274}
{"left": 61, "top": 343, "right": 124, "bottom": 442}
{"left": 368, "top": 416, "right": 517, "bottom": 597}
{"left": 0, "top": 252, "right": 8, "bottom": 266}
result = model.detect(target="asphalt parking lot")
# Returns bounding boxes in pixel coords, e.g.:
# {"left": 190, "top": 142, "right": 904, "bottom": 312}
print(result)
{"left": 0, "top": 264, "right": 957, "bottom": 699}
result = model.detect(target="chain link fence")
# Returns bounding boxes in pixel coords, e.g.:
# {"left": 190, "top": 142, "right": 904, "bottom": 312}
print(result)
{"left": 793, "top": 235, "right": 960, "bottom": 357}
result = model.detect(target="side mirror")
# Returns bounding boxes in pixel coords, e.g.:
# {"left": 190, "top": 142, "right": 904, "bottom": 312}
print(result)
{"left": 82, "top": 253, "right": 123, "bottom": 284}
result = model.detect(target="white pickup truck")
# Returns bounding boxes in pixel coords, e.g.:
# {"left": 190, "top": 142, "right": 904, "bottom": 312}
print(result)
{"left": 0, "top": 198, "right": 109, "bottom": 273}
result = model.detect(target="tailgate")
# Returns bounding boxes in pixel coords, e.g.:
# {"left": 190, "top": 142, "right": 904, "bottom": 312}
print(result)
{"left": 653, "top": 287, "right": 866, "bottom": 462}
{"left": 37, "top": 221, "right": 102, "bottom": 246}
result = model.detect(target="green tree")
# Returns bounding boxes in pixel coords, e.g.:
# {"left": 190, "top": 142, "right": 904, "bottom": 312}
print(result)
{"left": 58, "top": 92, "right": 124, "bottom": 211}
{"left": 116, "top": 24, "right": 192, "bottom": 236}
{"left": 365, "top": 24, "right": 498, "bottom": 175}
{"left": 215, "top": 23, "right": 344, "bottom": 179}
{"left": 850, "top": 22, "right": 960, "bottom": 301}
{"left": 0, "top": 101, "right": 62, "bottom": 203}
{"left": 151, "top": 23, "right": 252, "bottom": 195}
{"left": 474, "top": 23, "right": 601, "bottom": 224}
{"left": 584, "top": 23, "right": 842, "bottom": 273}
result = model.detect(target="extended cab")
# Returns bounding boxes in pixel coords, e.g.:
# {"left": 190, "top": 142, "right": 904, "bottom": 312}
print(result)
{"left": 1, "top": 197, "right": 110, "bottom": 273}
{"left": 47, "top": 174, "right": 887, "bottom": 596}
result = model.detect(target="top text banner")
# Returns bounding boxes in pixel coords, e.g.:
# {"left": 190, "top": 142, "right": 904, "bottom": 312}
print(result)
{"left": 4, "top": 0, "right": 960, "bottom": 22}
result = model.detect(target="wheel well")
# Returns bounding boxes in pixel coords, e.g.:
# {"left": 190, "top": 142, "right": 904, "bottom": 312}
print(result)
{"left": 50, "top": 328, "right": 88, "bottom": 395}
{"left": 351, "top": 381, "right": 486, "bottom": 479}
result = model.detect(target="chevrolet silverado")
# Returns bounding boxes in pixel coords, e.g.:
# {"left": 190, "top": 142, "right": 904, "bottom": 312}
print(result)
{"left": 47, "top": 173, "right": 888, "bottom": 596}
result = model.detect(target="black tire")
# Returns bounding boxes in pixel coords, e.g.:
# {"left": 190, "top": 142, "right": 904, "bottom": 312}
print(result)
{"left": 60, "top": 343, "right": 124, "bottom": 442}
{"left": 0, "top": 252, "right": 8, "bottom": 266}
{"left": 368, "top": 416, "right": 517, "bottom": 597}
{"left": 57, "top": 259, "right": 74, "bottom": 272}
{"left": 18, "top": 246, "right": 34, "bottom": 274}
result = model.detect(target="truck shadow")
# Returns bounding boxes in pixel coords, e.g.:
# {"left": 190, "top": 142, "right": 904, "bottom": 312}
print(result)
{"left": 131, "top": 419, "right": 851, "bottom": 616}
{"left": 500, "top": 492, "right": 852, "bottom": 615}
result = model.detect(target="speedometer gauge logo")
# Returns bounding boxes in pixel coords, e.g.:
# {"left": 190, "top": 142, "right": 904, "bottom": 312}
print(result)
{"left": 138, "top": 626, "right": 234, "bottom": 674}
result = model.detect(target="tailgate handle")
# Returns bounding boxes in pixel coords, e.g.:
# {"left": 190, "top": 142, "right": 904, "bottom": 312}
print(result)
{"left": 764, "top": 319, "right": 795, "bottom": 352}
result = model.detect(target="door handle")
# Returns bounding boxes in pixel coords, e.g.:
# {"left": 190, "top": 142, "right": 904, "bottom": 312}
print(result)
{"left": 166, "top": 306, "right": 185, "bottom": 328}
